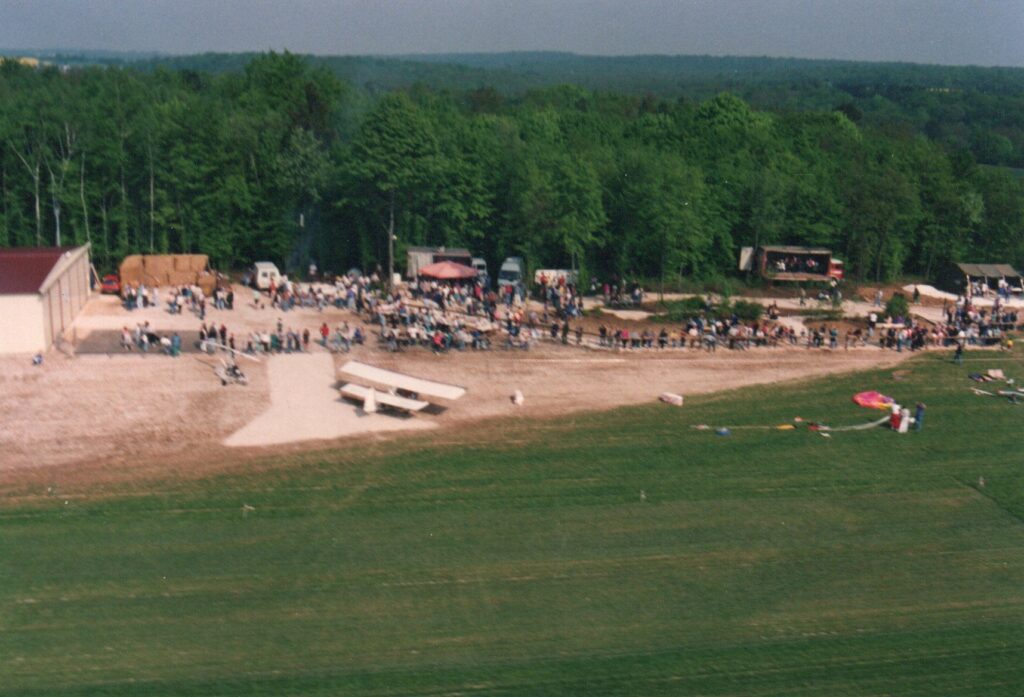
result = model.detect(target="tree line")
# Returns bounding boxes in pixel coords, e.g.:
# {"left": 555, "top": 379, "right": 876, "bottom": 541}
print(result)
{"left": 1, "top": 52, "right": 1022, "bottom": 285}
{"left": 120, "top": 51, "right": 1024, "bottom": 169}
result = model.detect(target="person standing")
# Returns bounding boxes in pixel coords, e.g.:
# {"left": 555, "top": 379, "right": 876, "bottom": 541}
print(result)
{"left": 898, "top": 407, "right": 911, "bottom": 434}
{"left": 890, "top": 403, "right": 901, "bottom": 431}
{"left": 914, "top": 402, "right": 926, "bottom": 431}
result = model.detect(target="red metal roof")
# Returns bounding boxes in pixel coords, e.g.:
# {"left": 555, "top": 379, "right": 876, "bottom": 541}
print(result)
{"left": 0, "top": 247, "right": 72, "bottom": 294}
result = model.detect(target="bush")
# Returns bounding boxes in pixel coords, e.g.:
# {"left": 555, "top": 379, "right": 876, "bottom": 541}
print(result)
{"left": 649, "top": 296, "right": 764, "bottom": 324}
{"left": 793, "top": 308, "right": 845, "bottom": 321}
{"left": 730, "top": 299, "right": 764, "bottom": 322}
{"left": 703, "top": 274, "right": 737, "bottom": 300}
{"left": 885, "top": 292, "right": 910, "bottom": 320}
{"left": 651, "top": 296, "right": 711, "bottom": 323}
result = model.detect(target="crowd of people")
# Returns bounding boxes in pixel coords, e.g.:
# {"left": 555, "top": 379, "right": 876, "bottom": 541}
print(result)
{"left": 261, "top": 270, "right": 380, "bottom": 313}
{"left": 769, "top": 254, "right": 824, "bottom": 275}
{"left": 119, "top": 321, "right": 183, "bottom": 356}
{"left": 111, "top": 263, "right": 1023, "bottom": 365}
{"left": 967, "top": 277, "right": 1022, "bottom": 300}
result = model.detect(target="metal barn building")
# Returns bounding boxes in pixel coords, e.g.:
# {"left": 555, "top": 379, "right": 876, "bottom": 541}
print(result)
{"left": 0, "top": 245, "right": 92, "bottom": 354}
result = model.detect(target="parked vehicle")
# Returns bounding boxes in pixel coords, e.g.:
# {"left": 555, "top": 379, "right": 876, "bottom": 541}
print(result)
{"left": 406, "top": 246, "right": 473, "bottom": 278}
{"left": 498, "top": 257, "right": 526, "bottom": 289}
{"left": 100, "top": 274, "right": 121, "bottom": 295}
{"left": 251, "top": 261, "right": 282, "bottom": 290}
{"left": 739, "top": 246, "right": 843, "bottom": 282}
{"left": 470, "top": 257, "right": 489, "bottom": 286}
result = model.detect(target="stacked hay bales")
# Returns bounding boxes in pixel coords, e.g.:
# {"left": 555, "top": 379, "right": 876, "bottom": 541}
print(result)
{"left": 119, "top": 255, "right": 145, "bottom": 286}
{"left": 118, "top": 254, "right": 213, "bottom": 290}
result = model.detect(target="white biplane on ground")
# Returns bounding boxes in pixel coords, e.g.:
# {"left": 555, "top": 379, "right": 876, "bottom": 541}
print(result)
{"left": 338, "top": 360, "right": 466, "bottom": 415}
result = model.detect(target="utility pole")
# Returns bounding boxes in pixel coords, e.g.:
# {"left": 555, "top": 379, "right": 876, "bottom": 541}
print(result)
{"left": 387, "top": 190, "right": 395, "bottom": 293}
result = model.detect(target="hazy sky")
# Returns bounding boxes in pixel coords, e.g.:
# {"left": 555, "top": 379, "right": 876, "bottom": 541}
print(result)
{"left": 1, "top": 0, "right": 1022, "bottom": 67}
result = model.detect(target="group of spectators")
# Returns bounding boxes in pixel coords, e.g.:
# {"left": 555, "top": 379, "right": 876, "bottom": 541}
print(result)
{"left": 116, "top": 260, "right": 1023, "bottom": 365}
{"left": 968, "top": 277, "right": 1022, "bottom": 300}
{"left": 595, "top": 319, "right": 811, "bottom": 352}
{"left": 262, "top": 270, "right": 381, "bottom": 314}
{"left": 372, "top": 291, "right": 497, "bottom": 354}
{"left": 120, "top": 321, "right": 183, "bottom": 356}
{"left": 598, "top": 281, "right": 645, "bottom": 308}
{"left": 121, "top": 282, "right": 160, "bottom": 311}
{"left": 923, "top": 295, "right": 1016, "bottom": 348}
{"left": 240, "top": 317, "right": 364, "bottom": 355}
{"left": 770, "top": 255, "right": 823, "bottom": 274}
{"left": 863, "top": 292, "right": 1019, "bottom": 352}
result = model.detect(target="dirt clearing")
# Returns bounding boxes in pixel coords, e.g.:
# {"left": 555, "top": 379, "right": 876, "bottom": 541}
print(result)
{"left": 0, "top": 291, "right": 916, "bottom": 483}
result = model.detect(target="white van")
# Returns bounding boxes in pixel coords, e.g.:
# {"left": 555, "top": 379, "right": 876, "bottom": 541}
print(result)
{"left": 252, "top": 261, "right": 282, "bottom": 290}
{"left": 498, "top": 257, "right": 525, "bottom": 289}
{"left": 471, "top": 257, "right": 488, "bottom": 279}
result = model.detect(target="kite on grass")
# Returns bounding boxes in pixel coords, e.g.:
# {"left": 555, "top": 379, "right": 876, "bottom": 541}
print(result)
{"left": 852, "top": 391, "right": 895, "bottom": 410}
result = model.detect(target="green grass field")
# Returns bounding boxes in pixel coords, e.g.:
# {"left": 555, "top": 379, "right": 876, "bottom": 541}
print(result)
{"left": 3, "top": 352, "right": 1024, "bottom": 695}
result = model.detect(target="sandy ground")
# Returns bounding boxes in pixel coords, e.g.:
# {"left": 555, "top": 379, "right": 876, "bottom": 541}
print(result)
{"left": 0, "top": 287, "right": 923, "bottom": 483}
{"left": 225, "top": 353, "right": 434, "bottom": 447}
{"left": 362, "top": 345, "right": 910, "bottom": 428}
{"left": 0, "top": 351, "right": 269, "bottom": 473}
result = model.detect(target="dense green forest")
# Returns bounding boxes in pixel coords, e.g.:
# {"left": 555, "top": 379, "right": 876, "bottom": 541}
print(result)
{"left": 1, "top": 51, "right": 1023, "bottom": 283}
{"left": 113, "top": 51, "right": 1024, "bottom": 169}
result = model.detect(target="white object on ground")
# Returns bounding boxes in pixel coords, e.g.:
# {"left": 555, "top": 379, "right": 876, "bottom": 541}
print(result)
{"left": 601, "top": 308, "right": 651, "bottom": 321}
{"left": 659, "top": 392, "right": 684, "bottom": 406}
{"left": 363, "top": 386, "right": 377, "bottom": 414}
{"left": 341, "top": 383, "right": 428, "bottom": 412}
{"left": 512, "top": 389, "right": 524, "bottom": 406}
{"left": 225, "top": 354, "right": 433, "bottom": 447}
{"left": 340, "top": 360, "right": 466, "bottom": 401}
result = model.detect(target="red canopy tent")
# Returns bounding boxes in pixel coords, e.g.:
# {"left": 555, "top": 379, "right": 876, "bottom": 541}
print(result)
{"left": 418, "top": 260, "right": 477, "bottom": 280}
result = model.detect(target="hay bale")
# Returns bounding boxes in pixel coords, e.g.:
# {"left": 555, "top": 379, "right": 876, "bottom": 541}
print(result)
{"left": 173, "top": 255, "right": 192, "bottom": 272}
{"left": 143, "top": 255, "right": 175, "bottom": 276}
{"left": 142, "top": 271, "right": 165, "bottom": 286}
{"left": 197, "top": 272, "right": 217, "bottom": 296}
{"left": 168, "top": 270, "right": 196, "bottom": 286}
{"left": 189, "top": 255, "right": 209, "bottom": 273}
{"left": 119, "top": 255, "right": 144, "bottom": 284}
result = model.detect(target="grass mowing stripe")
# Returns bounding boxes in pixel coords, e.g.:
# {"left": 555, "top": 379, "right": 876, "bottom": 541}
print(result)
{"left": 3, "top": 354, "right": 1024, "bottom": 694}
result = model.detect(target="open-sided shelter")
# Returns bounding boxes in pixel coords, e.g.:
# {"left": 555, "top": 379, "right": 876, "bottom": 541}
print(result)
{"left": 955, "top": 263, "right": 1023, "bottom": 292}
{"left": 0, "top": 245, "right": 92, "bottom": 354}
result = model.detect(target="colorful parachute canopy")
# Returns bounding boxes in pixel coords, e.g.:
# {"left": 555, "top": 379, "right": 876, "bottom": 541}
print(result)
{"left": 852, "top": 391, "right": 895, "bottom": 410}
